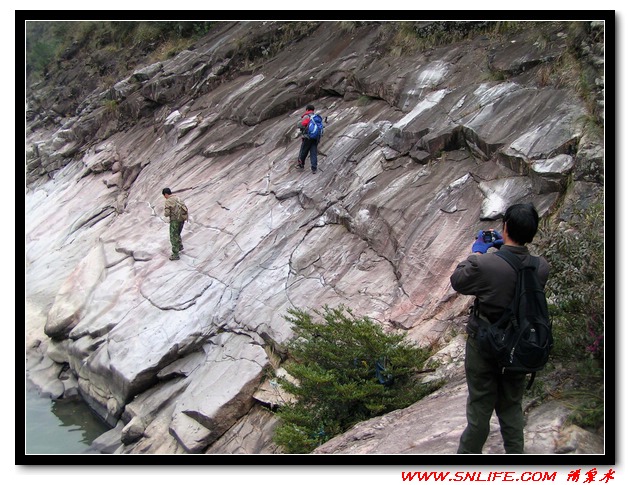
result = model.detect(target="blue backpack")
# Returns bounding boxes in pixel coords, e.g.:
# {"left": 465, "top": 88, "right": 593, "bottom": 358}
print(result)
{"left": 306, "top": 114, "right": 324, "bottom": 140}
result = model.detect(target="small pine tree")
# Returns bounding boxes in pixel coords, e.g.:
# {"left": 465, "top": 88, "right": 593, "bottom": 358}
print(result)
{"left": 273, "top": 305, "right": 438, "bottom": 454}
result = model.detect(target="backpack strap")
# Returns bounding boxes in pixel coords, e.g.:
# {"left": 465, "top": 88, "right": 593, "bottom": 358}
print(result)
{"left": 496, "top": 249, "right": 539, "bottom": 273}
{"left": 495, "top": 249, "right": 523, "bottom": 272}
{"left": 526, "top": 372, "right": 536, "bottom": 390}
{"left": 494, "top": 251, "right": 521, "bottom": 322}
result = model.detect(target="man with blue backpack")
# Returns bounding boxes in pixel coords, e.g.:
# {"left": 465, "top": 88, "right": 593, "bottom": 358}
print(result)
{"left": 295, "top": 104, "right": 324, "bottom": 174}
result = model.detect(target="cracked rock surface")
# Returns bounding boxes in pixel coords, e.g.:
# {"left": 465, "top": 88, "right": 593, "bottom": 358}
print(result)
{"left": 25, "top": 21, "right": 605, "bottom": 455}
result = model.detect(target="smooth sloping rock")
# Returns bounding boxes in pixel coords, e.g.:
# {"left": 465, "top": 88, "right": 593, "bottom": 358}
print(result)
{"left": 44, "top": 245, "right": 106, "bottom": 339}
{"left": 205, "top": 406, "right": 282, "bottom": 454}
{"left": 555, "top": 425, "right": 605, "bottom": 454}
{"left": 24, "top": 21, "right": 605, "bottom": 454}
{"left": 168, "top": 333, "right": 268, "bottom": 452}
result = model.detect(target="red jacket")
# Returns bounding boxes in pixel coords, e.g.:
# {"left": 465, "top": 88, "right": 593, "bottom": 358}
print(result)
{"left": 299, "top": 110, "right": 315, "bottom": 131}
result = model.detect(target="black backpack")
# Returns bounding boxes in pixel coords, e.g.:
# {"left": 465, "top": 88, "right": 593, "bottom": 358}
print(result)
{"left": 474, "top": 251, "right": 552, "bottom": 389}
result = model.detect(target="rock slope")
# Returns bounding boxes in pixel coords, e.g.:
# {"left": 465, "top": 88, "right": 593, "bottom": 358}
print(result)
{"left": 24, "top": 20, "right": 605, "bottom": 455}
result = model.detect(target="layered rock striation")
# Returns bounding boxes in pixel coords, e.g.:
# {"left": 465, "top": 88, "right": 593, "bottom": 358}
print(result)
{"left": 25, "top": 21, "right": 605, "bottom": 454}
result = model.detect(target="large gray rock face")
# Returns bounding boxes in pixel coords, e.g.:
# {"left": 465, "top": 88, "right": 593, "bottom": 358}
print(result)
{"left": 25, "top": 21, "right": 605, "bottom": 455}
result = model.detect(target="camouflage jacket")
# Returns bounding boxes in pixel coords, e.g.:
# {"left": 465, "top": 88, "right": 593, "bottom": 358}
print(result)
{"left": 164, "top": 195, "right": 188, "bottom": 222}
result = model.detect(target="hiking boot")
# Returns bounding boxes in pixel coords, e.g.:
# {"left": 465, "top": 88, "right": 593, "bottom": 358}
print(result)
{"left": 295, "top": 162, "right": 305, "bottom": 170}
{"left": 169, "top": 255, "right": 180, "bottom": 261}
{"left": 311, "top": 167, "right": 317, "bottom": 174}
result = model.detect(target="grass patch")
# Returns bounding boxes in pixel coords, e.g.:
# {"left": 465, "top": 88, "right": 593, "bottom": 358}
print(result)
{"left": 102, "top": 99, "right": 119, "bottom": 116}
{"left": 387, "top": 21, "right": 526, "bottom": 57}
{"left": 356, "top": 95, "right": 376, "bottom": 106}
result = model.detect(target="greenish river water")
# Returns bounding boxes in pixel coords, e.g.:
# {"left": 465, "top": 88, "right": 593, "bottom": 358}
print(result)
{"left": 24, "top": 379, "right": 110, "bottom": 454}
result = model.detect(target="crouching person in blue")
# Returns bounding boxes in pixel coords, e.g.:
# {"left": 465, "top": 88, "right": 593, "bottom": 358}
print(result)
{"left": 450, "top": 203, "right": 550, "bottom": 454}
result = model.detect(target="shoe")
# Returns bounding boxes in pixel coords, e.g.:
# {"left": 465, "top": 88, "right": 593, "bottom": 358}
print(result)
{"left": 169, "top": 255, "right": 180, "bottom": 261}
{"left": 311, "top": 168, "right": 317, "bottom": 174}
{"left": 295, "top": 162, "right": 304, "bottom": 170}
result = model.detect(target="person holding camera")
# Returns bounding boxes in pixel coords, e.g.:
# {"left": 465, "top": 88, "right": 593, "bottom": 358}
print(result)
{"left": 450, "top": 203, "right": 550, "bottom": 454}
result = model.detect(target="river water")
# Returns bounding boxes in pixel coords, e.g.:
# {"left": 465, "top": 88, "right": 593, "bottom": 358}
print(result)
{"left": 24, "top": 379, "right": 110, "bottom": 454}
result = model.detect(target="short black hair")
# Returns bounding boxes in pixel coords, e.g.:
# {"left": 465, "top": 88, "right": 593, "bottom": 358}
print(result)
{"left": 503, "top": 203, "right": 539, "bottom": 245}
{"left": 162, "top": 188, "right": 172, "bottom": 195}
{"left": 306, "top": 104, "right": 315, "bottom": 111}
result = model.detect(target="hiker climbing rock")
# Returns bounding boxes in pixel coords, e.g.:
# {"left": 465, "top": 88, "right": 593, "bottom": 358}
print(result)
{"left": 162, "top": 187, "right": 188, "bottom": 261}
{"left": 295, "top": 104, "right": 324, "bottom": 174}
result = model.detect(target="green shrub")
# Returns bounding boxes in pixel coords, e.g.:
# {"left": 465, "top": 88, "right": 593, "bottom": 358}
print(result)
{"left": 27, "top": 40, "right": 57, "bottom": 77}
{"left": 133, "top": 22, "right": 167, "bottom": 45}
{"left": 102, "top": 99, "right": 119, "bottom": 118}
{"left": 26, "top": 21, "right": 216, "bottom": 83}
{"left": 528, "top": 190, "right": 605, "bottom": 431}
{"left": 357, "top": 95, "right": 374, "bottom": 106}
{"left": 273, "top": 305, "right": 438, "bottom": 453}
{"left": 537, "top": 191, "right": 604, "bottom": 364}
{"left": 563, "top": 383, "right": 604, "bottom": 431}
{"left": 388, "top": 21, "right": 526, "bottom": 57}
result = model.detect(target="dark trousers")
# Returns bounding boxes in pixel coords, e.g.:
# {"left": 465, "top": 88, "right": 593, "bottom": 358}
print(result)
{"left": 458, "top": 337, "right": 526, "bottom": 454}
{"left": 169, "top": 220, "right": 184, "bottom": 257}
{"left": 298, "top": 137, "right": 318, "bottom": 170}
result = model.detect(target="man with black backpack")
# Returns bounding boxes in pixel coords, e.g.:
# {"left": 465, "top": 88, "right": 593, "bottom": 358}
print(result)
{"left": 450, "top": 203, "right": 550, "bottom": 454}
{"left": 295, "top": 104, "right": 323, "bottom": 174}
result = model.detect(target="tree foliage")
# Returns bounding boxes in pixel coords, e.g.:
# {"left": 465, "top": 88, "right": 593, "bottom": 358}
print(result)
{"left": 537, "top": 191, "right": 605, "bottom": 364}
{"left": 273, "top": 305, "right": 438, "bottom": 454}
{"left": 25, "top": 21, "right": 215, "bottom": 82}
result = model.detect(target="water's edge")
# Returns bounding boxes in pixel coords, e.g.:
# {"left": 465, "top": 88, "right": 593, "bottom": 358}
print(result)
{"left": 25, "top": 378, "right": 110, "bottom": 454}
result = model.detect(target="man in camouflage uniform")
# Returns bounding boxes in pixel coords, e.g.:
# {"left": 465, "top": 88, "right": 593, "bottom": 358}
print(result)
{"left": 162, "top": 188, "right": 188, "bottom": 261}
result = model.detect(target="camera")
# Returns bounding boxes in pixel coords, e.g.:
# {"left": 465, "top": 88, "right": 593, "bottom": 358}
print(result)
{"left": 482, "top": 230, "right": 496, "bottom": 243}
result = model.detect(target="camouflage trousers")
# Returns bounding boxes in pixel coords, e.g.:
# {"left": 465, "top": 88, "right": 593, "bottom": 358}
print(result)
{"left": 169, "top": 220, "right": 185, "bottom": 257}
